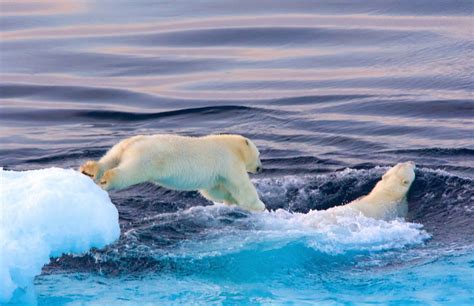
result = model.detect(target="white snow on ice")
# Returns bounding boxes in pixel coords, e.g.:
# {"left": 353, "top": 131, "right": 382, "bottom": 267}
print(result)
{"left": 0, "top": 168, "right": 120, "bottom": 303}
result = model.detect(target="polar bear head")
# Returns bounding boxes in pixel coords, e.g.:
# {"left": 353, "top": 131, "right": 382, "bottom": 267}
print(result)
{"left": 374, "top": 161, "right": 416, "bottom": 201}
{"left": 221, "top": 135, "right": 262, "bottom": 174}
{"left": 240, "top": 137, "right": 262, "bottom": 174}
{"left": 206, "top": 134, "right": 262, "bottom": 174}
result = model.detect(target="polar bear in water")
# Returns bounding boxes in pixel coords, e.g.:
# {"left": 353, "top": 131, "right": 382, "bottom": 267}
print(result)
{"left": 79, "top": 134, "right": 266, "bottom": 212}
{"left": 343, "top": 161, "right": 416, "bottom": 220}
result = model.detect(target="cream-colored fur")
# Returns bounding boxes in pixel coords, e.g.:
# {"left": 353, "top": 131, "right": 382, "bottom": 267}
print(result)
{"left": 79, "top": 134, "right": 265, "bottom": 212}
{"left": 344, "top": 161, "right": 416, "bottom": 220}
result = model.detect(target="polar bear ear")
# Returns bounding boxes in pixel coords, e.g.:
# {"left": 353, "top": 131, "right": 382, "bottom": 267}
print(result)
{"left": 245, "top": 139, "right": 249, "bottom": 146}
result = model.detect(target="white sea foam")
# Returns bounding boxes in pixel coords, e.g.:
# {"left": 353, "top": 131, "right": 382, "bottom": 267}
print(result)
{"left": 0, "top": 168, "right": 120, "bottom": 303}
{"left": 168, "top": 203, "right": 430, "bottom": 259}
{"left": 255, "top": 207, "right": 430, "bottom": 254}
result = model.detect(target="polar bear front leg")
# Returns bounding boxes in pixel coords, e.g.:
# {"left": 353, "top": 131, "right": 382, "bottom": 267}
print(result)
{"left": 82, "top": 137, "right": 141, "bottom": 182}
{"left": 200, "top": 184, "right": 238, "bottom": 205}
{"left": 223, "top": 174, "right": 266, "bottom": 212}
{"left": 80, "top": 158, "right": 116, "bottom": 182}
{"left": 99, "top": 159, "right": 150, "bottom": 191}
{"left": 79, "top": 145, "right": 123, "bottom": 182}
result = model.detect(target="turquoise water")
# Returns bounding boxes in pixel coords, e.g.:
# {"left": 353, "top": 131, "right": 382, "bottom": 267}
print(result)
{"left": 33, "top": 249, "right": 474, "bottom": 304}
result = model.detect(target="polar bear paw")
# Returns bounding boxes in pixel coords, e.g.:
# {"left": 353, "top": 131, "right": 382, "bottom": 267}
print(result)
{"left": 99, "top": 169, "right": 118, "bottom": 191}
{"left": 240, "top": 199, "right": 266, "bottom": 212}
{"left": 253, "top": 200, "right": 267, "bottom": 212}
{"left": 79, "top": 160, "right": 101, "bottom": 181}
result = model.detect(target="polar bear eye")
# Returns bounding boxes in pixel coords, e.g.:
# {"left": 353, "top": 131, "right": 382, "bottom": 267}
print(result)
{"left": 402, "top": 179, "right": 409, "bottom": 185}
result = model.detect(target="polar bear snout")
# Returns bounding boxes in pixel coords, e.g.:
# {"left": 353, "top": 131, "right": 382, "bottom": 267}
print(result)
{"left": 249, "top": 160, "right": 262, "bottom": 174}
{"left": 402, "top": 161, "right": 416, "bottom": 170}
{"left": 406, "top": 161, "right": 416, "bottom": 172}
{"left": 399, "top": 161, "right": 416, "bottom": 182}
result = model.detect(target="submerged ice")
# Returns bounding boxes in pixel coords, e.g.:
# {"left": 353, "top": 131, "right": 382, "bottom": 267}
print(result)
{"left": 0, "top": 168, "right": 120, "bottom": 302}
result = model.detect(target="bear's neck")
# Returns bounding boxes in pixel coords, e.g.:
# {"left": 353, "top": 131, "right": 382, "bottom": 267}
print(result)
{"left": 365, "top": 182, "right": 403, "bottom": 204}
{"left": 206, "top": 136, "right": 244, "bottom": 162}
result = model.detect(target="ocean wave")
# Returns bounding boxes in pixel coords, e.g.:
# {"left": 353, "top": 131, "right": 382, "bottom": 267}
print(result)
{"left": 0, "top": 104, "right": 259, "bottom": 123}
{"left": 319, "top": 99, "right": 474, "bottom": 119}
{"left": 381, "top": 147, "right": 474, "bottom": 157}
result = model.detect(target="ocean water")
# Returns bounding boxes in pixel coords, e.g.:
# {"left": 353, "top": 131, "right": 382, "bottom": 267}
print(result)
{"left": 1, "top": 0, "right": 473, "bottom": 305}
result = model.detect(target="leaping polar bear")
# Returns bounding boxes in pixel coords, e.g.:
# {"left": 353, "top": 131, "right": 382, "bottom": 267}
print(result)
{"left": 79, "top": 134, "right": 266, "bottom": 212}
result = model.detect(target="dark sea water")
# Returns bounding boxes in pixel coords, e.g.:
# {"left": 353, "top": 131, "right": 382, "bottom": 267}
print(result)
{"left": 1, "top": 0, "right": 473, "bottom": 304}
